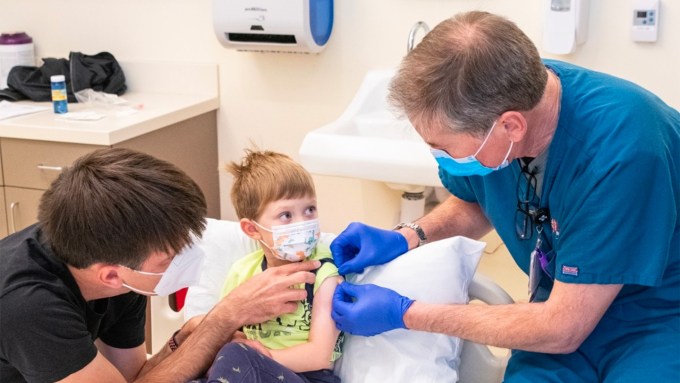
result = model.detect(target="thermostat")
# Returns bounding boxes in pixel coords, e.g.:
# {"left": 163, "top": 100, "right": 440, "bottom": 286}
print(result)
{"left": 632, "top": 0, "right": 659, "bottom": 42}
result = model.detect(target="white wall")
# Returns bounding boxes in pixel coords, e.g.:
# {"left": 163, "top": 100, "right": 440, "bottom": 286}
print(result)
{"left": 2, "top": 0, "right": 678, "bottom": 234}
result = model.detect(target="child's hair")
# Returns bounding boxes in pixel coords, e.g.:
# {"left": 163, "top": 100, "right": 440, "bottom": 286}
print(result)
{"left": 226, "top": 149, "right": 316, "bottom": 220}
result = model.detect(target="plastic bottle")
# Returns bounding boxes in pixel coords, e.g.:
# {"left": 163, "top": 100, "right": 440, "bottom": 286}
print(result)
{"left": 50, "top": 75, "right": 68, "bottom": 114}
{"left": 0, "top": 32, "right": 35, "bottom": 89}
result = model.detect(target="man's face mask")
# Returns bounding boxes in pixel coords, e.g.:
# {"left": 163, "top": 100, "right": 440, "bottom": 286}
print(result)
{"left": 254, "top": 219, "right": 320, "bottom": 262}
{"left": 430, "top": 120, "right": 513, "bottom": 177}
{"left": 121, "top": 248, "right": 205, "bottom": 296}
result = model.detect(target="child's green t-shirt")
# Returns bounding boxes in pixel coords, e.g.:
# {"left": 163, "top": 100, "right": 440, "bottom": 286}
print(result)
{"left": 220, "top": 244, "right": 342, "bottom": 361}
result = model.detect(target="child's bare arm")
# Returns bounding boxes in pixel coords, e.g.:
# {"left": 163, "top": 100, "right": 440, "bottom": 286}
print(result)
{"left": 268, "top": 275, "right": 343, "bottom": 372}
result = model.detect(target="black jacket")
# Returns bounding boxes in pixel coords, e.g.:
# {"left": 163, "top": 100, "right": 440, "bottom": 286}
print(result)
{"left": 0, "top": 51, "right": 126, "bottom": 102}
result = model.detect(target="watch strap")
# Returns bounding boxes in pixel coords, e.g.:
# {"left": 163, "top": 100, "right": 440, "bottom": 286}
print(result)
{"left": 393, "top": 222, "right": 427, "bottom": 247}
{"left": 168, "top": 329, "right": 181, "bottom": 352}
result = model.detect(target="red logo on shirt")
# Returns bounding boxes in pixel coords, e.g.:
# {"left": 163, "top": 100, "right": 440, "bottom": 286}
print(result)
{"left": 562, "top": 265, "right": 579, "bottom": 276}
{"left": 551, "top": 218, "right": 560, "bottom": 239}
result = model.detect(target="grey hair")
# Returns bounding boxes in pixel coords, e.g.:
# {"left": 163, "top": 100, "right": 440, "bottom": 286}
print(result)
{"left": 388, "top": 11, "right": 548, "bottom": 138}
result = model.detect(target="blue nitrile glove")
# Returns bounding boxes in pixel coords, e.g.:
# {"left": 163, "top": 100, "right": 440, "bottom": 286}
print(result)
{"left": 332, "top": 282, "right": 414, "bottom": 336}
{"left": 331, "top": 222, "right": 408, "bottom": 275}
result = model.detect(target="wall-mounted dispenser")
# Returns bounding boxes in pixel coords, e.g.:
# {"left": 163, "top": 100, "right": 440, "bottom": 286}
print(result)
{"left": 213, "top": 0, "right": 333, "bottom": 53}
{"left": 543, "top": 0, "right": 589, "bottom": 55}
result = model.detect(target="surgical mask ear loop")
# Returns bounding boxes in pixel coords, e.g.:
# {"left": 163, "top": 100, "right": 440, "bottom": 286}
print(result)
{"left": 501, "top": 141, "right": 514, "bottom": 165}
{"left": 258, "top": 238, "right": 276, "bottom": 253}
{"left": 122, "top": 282, "right": 158, "bottom": 296}
{"left": 251, "top": 220, "right": 276, "bottom": 253}
{"left": 251, "top": 220, "right": 272, "bottom": 233}
{"left": 119, "top": 266, "right": 162, "bottom": 296}
{"left": 472, "top": 120, "right": 499, "bottom": 157}
{"left": 123, "top": 268, "right": 164, "bottom": 276}
{"left": 476, "top": 121, "right": 514, "bottom": 168}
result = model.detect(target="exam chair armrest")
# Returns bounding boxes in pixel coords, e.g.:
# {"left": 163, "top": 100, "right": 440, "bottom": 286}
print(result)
{"left": 458, "top": 272, "right": 514, "bottom": 383}
{"left": 468, "top": 272, "right": 514, "bottom": 305}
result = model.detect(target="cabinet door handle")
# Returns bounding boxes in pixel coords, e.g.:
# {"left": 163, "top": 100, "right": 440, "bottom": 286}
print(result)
{"left": 9, "top": 202, "right": 19, "bottom": 234}
{"left": 37, "top": 164, "right": 64, "bottom": 171}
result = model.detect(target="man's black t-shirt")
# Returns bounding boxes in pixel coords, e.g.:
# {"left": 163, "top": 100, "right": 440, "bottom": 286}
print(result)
{"left": 0, "top": 225, "right": 147, "bottom": 382}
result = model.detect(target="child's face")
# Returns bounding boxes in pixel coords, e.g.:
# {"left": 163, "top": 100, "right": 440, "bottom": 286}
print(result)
{"left": 256, "top": 195, "right": 319, "bottom": 262}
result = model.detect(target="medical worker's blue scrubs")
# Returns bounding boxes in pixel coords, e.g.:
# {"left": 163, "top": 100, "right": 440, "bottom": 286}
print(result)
{"left": 440, "top": 60, "right": 680, "bottom": 382}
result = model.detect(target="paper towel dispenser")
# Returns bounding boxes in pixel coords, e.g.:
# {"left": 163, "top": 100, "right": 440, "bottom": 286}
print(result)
{"left": 543, "top": 0, "right": 589, "bottom": 55}
{"left": 213, "top": 0, "right": 333, "bottom": 53}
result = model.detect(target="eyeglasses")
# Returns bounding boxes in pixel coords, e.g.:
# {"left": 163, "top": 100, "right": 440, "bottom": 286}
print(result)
{"left": 515, "top": 162, "right": 549, "bottom": 240}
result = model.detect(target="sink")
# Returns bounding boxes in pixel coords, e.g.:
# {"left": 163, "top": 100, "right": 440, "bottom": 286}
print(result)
{"left": 299, "top": 69, "right": 441, "bottom": 189}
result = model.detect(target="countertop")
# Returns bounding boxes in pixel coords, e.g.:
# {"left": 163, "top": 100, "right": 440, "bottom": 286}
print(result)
{"left": 0, "top": 61, "right": 219, "bottom": 146}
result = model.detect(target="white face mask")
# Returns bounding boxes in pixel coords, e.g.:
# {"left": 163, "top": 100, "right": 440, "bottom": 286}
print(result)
{"left": 254, "top": 219, "right": 320, "bottom": 262}
{"left": 121, "top": 247, "right": 205, "bottom": 296}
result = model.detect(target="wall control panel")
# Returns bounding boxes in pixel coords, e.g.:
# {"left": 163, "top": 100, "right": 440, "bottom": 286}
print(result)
{"left": 632, "top": 0, "right": 659, "bottom": 42}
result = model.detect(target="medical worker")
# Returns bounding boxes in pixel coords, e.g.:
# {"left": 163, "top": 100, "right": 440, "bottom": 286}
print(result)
{"left": 0, "top": 148, "right": 320, "bottom": 383}
{"left": 331, "top": 11, "right": 679, "bottom": 382}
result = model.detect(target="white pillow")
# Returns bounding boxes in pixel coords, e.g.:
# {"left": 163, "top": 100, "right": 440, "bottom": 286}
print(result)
{"left": 334, "top": 236, "right": 485, "bottom": 383}
{"left": 183, "top": 219, "right": 259, "bottom": 321}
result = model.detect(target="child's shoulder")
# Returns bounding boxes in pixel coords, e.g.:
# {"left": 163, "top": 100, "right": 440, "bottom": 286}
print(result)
{"left": 310, "top": 244, "right": 341, "bottom": 282}
{"left": 222, "top": 249, "right": 265, "bottom": 297}
{"left": 312, "top": 243, "right": 332, "bottom": 258}
{"left": 310, "top": 243, "right": 334, "bottom": 266}
{"left": 228, "top": 248, "right": 265, "bottom": 277}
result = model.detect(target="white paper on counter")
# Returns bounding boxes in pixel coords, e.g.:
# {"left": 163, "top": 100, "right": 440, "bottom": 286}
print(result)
{"left": 0, "top": 100, "right": 50, "bottom": 120}
{"left": 56, "top": 111, "right": 106, "bottom": 121}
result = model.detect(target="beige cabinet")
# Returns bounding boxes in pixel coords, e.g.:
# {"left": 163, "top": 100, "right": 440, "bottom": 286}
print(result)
{"left": 0, "top": 188, "right": 7, "bottom": 238}
{"left": 4, "top": 187, "right": 43, "bottom": 233}
{"left": 0, "top": 111, "right": 220, "bottom": 238}
{"left": 2, "top": 139, "right": 100, "bottom": 190}
{"left": 1, "top": 139, "right": 100, "bottom": 234}
{"left": 0, "top": 144, "right": 6, "bottom": 237}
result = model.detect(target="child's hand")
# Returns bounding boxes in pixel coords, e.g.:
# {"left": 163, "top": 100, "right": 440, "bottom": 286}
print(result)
{"left": 232, "top": 338, "right": 272, "bottom": 358}
{"left": 232, "top": 330, "right": 247, "bottom": 341}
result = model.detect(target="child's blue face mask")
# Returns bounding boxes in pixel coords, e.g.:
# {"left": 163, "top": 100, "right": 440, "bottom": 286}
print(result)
{"left": 430, "top": 120, "right": 513, "bottom": 177}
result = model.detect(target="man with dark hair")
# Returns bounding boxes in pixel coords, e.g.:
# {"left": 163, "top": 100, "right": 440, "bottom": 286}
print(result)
{"left": 330, "top": 11, "right": 679, "bottom": 382}
{"left": 0, "top": 148, "right": 320, "bottom": 382}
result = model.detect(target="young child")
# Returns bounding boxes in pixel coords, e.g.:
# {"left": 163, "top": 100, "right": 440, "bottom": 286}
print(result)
{"left": 201, "top": 149, "right": 343, "bottom": 383}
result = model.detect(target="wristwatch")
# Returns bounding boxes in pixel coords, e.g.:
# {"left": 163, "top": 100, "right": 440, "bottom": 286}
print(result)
{"left": 393, "top": 222, "right": 427, "bottom": 247}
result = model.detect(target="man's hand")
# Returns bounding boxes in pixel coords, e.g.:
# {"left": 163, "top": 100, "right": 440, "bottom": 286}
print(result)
{"left": 218, "top": 260, "right": 320, "bottom": 326}
{"left": 331, "top": 222, "right": 408, "bottom": 275}
{"left": 332, "top": 282, "right": 414, "bottom": 336}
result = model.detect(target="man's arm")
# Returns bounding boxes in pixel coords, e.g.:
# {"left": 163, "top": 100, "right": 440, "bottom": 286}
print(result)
{"left": 57, "top": 352, "right": 134, "bottom": 383}
{"left": 58, "top": 308, "right": 241, "bottom": 383}
{"left": 95, "top": 340, "right": 148, "bottom": 381}
{"left": 136, "top": 260, "right": 319, "bottom": 382}
{"left": 58, "top": 261, "right": 319, "bottom": 383}
{"left": 404, "top": 280, "right": 623, "bottom": 353}
{"left": 137, "top": 315, "right": 204, "bottom": 377}
{"left": 397, "top": 195, "right": 493, "bottom": 250}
